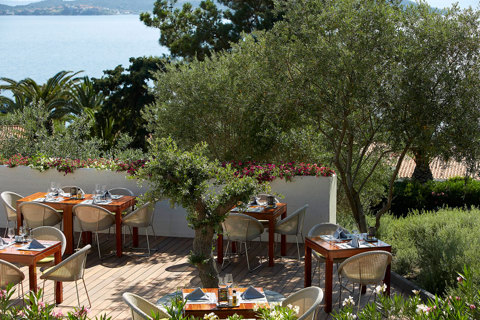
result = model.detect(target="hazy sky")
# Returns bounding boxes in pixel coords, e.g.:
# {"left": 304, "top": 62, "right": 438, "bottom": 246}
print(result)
{"left": 425, "top": 0, "right": 479, "bottom": 9}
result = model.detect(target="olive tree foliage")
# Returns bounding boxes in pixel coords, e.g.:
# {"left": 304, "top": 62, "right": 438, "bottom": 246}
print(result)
{"left": 397, "top": 3, "right": 480, "bottom": 182}
{"left": 144, "top": 36, "right": 312, "bottom": 162}
{"left": 134, "top": 137, "right": 266, "bottom": 287}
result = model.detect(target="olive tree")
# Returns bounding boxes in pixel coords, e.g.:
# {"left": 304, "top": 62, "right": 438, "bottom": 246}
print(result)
{"left": 134, "top": 137, "right": 266, "bottom": 287}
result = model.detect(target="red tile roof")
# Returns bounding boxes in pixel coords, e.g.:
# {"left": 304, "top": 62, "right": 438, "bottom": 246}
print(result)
{"left": 398, "top": 156, "right": 477, "bottom": 180}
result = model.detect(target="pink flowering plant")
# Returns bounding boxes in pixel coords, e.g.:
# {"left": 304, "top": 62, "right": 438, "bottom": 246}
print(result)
{"left": 334, "top": 266, "right": 480, "bottom": 319}
{"left": 225, "top": 161, "right": 335, "bottom": 183}
{"left": 0, "top": 284, "right": 110, "bottom": 320}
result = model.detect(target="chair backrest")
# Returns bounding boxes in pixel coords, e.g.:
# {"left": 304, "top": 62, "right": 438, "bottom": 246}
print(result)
{"left": 1, "top": 191, "right": 23, "bottom": 222}
{"left": 73, "top": 204, "right": 115, "bottom": 232}
{"left": 222, "top": 213, "right": 264, "bottom": 242}
{"left": 282, "top": 286, "right": 323, "bottom": 320}
{"left": 19, "top": 202, "right": 62, "bottom": 228}
{"left": 256, "top": 194, "right": 279, "bottom": 204}
{"left": 32, "top": 226, "right": 67, "bottom": 256}
{"left": 307, "top": 223, "right": 349, "bottom": 237}
{"left": 276, "top": 204, "right": 309, "bottom": 235}
{"left": 108, "top": 187, "right": 134, "bottom": 197}
{"left": 123, "top": 203, "right": 154, "bottom": 228}
{"left": 122, "top": 292, "right": 169, "bottom": 320}
{"left": 41, "top": 244, "right": 91, "bottom": 282}
{"left": 61, "top": 186, "right": 85, "bottom": 195}
{"left": 338, "top": 251, "right": 393, "bottom": 285}
{"left": 0, "top": 259, "right": 25, "bottom": 289}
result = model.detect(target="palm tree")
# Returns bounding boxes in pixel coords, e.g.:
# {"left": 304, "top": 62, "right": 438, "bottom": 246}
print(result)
{"left": 0, "top": 71, "right": 83, "bottom": 133}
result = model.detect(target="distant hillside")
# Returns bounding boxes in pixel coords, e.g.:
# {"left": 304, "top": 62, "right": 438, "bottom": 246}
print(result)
{"left": 0, "top": 0, "right": 158, "bottom": 15}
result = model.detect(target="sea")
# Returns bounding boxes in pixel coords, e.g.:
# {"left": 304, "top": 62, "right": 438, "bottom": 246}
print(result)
{"left": 0, "top": 15, "right": 169, "bottom": 84}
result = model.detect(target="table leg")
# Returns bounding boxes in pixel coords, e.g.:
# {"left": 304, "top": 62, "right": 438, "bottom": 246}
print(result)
{"left": 115, "top": 209, "right": 122, "bottom": 257}
{"left": 304, "top": 245, "right": 312, "bottom": 287}
{"left": 29, "top": 263, "right": 37, "bottom": 292}
{"left": 384, "top": 263, "right": 391, "bottom": 296}
{"left": 280, "top": 211, "right": 287, "bottom": 256}
{"left": 132, "top": 227, "right": 139, "bottom": 247}
{"left": 268, "top": 219, "right": 275, "bottom": 267}
{"left": 217, "top": 234, "right": 224, "bottom": 264}
{"left": 63, "top": 207, "right": 74, "bottom": 255}
{"left": 54, "top": 248, "right": 63, "bottom": 304}
{"left": 324, "top": 257, "right": 334, "bottom": 313}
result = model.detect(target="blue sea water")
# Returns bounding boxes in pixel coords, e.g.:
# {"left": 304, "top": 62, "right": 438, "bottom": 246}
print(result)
{"left": 0, "top": 15, "right": 168, "bottom": 83}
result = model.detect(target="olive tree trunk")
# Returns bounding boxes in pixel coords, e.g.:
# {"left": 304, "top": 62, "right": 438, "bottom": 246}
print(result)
{"left": 192, "top": 226, "right": 219, "bottom": 288}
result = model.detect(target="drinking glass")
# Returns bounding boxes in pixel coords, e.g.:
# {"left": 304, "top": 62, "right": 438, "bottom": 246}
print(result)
{"left": 224, "top": 274, "right": 233, "bottom": 288}
{"left": 45, "top": 188, "right": 53, "bottom": 201}
{"left": 19, "top": 226, "right": 25, "bottom": 237}
{"left": 7, "top": 227, "right": 15, "bottom": 243}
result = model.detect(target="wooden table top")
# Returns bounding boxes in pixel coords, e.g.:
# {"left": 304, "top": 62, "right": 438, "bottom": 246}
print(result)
{"left": 0, "top": 239, "right": 61, "bottom": 257}
{"left": 18, "top": 192, "right": 135, "bottom": 210}
{"left": 230, "top": 203, "right": 286, "bottom": 220}
{"left": 183, "top": 287, "right": 268, "bottom": 318}
{"left": 306, "top": 236, "right": 391, "bottom": 258}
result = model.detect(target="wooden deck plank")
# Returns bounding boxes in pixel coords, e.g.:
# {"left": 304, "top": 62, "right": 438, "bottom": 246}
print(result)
{"left": 1, "top": 231, "right": 404, "bottom": 319}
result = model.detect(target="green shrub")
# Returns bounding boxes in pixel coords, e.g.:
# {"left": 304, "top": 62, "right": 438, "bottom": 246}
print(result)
{"left": 379, "top": 208, "right": 480, "bottom": 295}
{"left": 387, "top": 178, "right": 480, "bottom": 216}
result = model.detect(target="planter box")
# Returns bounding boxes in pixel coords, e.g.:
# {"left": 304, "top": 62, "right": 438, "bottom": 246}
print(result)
{"left": 0, "top": 166, "right": 336, "bottom": 240}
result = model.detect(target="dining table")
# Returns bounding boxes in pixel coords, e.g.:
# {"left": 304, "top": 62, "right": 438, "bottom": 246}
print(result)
{"left": 217, "top": 203, "right": 287, "bottom": 267}
{"left": 304, "top": 235, "right": 391, "bottom": 313}
{"left": 182, "top": 287, "right": 269, "bottom": 319}
{"left": 0, "top": 239, "right": 63, "bottom": 303}
{"left": 16, "top": 192, "right": 136, "bottom": 257}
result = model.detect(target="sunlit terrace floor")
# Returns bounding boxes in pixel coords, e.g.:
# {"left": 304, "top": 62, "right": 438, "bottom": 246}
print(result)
{"left": 4, "top": 232, "right": 404, "bottom": 319}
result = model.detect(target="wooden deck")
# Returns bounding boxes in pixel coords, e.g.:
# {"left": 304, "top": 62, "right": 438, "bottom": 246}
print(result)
{"left": 6, "top": 233, "right": 403, "bottom": 319}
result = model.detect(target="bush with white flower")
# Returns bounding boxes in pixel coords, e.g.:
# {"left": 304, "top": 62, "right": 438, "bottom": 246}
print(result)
{"left": 334, "top": 266, "right": 480, "bottom": 320}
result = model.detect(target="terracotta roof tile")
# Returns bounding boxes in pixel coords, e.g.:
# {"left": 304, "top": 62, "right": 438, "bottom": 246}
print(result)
{"left": 398, "top": 156, "right": 477, "bottom": 180}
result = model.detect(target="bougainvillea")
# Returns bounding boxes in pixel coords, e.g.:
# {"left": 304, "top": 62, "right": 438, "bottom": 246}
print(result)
{"left": 225, "top": 161, "right": 335, "bottom": 183}
{"left": 0, "top": 155, "right": 335, "bottom": 181}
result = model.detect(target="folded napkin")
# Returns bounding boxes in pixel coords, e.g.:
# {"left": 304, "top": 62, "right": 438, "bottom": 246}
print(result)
{"left": 111, "top": 195, "right": 123, "bottom": 200}
{"left": 348, "top": 236, "right": 359, "bottom": 248}
{"left": 28, "top": 239, "right": 46, "bottom": 249}
{"left": 241, "top": 286, "right": 264, "bottom": 299}
{"left": 33, "top": 198, "right": 45, "bottom": 202}
{"left": 0, "top": 238, "right": 7, "bottom": 246}
{"left": 333, "top": 227, "right": 348, "bottom": 240}
{"left": 185, "top": 288, "right": 208, "bottom": 301}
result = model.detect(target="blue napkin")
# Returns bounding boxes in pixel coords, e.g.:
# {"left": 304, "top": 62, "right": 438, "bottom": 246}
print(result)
{"left": 28, "top": 239, "right": 46, "bottom": 249}
{"left": 349, "top": 237, "right": 359, "bottom": 248}
{"left": 333, "top": 227, "right": 348, "bottom": 240}
{"left": 241, "top": 286, "right": 264, "bottom": 299}
{"left": 185, "top": 288, "right": 207, "bottom": 300}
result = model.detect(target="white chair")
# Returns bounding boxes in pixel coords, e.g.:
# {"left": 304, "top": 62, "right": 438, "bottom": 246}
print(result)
{"left": 31, "top": 226, "right": 67, "bottom": 268}
{"left": 73, "top": 204, "right": 115, "bottom": 259}
{"left": 221, "top": 213, "right": 265, "bottom": 271}
{"left": 338, "top": 251, "right": 392, "bottom": 311}
{"left": 0, "top": 259, "right": 25, "bottom": 297}
{"left": 0, "top": 191, "right": 23, "bottom": 236}
{"left": 308, "top": 223, "right": 350, "bottom": 285}
{"left": 122, "top": 202, "right": 156, "bottom": 256}
{"left": 40, "top": 244, "right": 91, "bottom": 308}
{"left": 282, "top": 286, "right": 323, "bottom": 320}
{"left": 274, "top": 204, "right": 308, "bottom": 260}
{"left": 19, "top": 202, "right": 63, "bottom": 229}
{"left": 122, "top": 292, "right": 169, "bottom": 320}
{"left": 108, "top": 187, "right": 134, "bottom": 197}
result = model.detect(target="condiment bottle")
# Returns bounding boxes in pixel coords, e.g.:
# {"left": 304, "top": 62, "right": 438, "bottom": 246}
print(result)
{"left": 232, "top": 290, "right": 238, "bottom": 306}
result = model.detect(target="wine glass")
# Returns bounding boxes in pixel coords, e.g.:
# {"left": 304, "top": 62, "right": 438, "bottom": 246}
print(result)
{"left": 224, "top": 274, "right": 233, "bottom": 288}
{"left": 19, "top": 226, "right": 26, "bottom": 241}
{"left": 7, "top": 227, "right": 15, "bottom": 243}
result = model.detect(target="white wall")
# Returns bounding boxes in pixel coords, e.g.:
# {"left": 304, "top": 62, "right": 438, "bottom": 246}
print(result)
{"left": 0, "top": 166, "right": 336, "bottom": 241}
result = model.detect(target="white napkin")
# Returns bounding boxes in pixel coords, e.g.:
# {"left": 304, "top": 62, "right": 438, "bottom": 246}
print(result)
{"left": 111, "top": 195, "right": 123, "bottom": 200}
{"left": 0, "top": 238, "right": 6, "bottom": 246}
{"left": 241, "top": 286, "right": 264, "bottom": 299}
{"left": 185, "top": 288, "right": 208, "bottom": 301}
